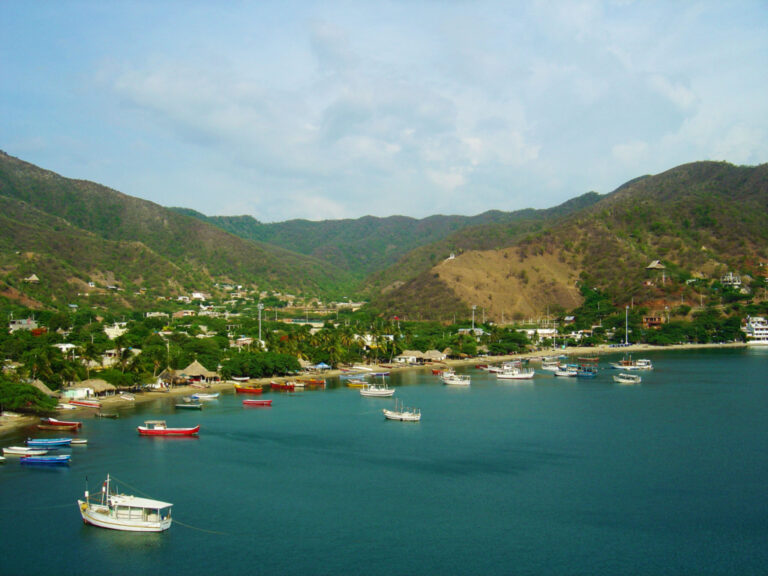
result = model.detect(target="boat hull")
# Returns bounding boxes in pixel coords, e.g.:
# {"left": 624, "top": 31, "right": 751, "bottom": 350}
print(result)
{"left": 243, "top": 399, "right": 272, "bottom": 406}
{"left": 69, "top": 400, "right": 102, "bottom": 408}
{"left": 233, "top": 384, "right": 263, "bottom": 394}
{"left": 27, "top": 438, "right": 72, "bottom": 447}
{"left": 137, "top": 425, "right": 200, "bottom": 436}
{"left": 21, "top": 455, "right": 70, "bottom": 465}
{"left": 383, "top": 409, "right": 421, "bottom": 422}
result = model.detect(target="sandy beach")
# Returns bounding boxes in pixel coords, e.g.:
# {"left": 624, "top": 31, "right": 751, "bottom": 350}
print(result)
{"left": 0, "top": 341, "right": 746, "bottom": 438}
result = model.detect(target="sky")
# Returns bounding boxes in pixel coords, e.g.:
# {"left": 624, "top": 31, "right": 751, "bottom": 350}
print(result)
{"left": 1, "top": 1, "right": 767, "bottom": 222}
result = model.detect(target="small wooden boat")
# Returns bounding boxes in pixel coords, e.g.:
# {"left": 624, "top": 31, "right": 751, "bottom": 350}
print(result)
{"left": 69, "top": 399, "right": 102, "bottom": 408}
{"left": 233, "top": 383, "right": 263, "bottom": 395}
{"left": 271, "top": 381, "right": 295, "bottom": 391}
{"left": 175, "top": 401, "right": 203, "bottom": 410}
{"left": 71, "top": 438, "right": 89, "bottom": 445}
{"left": 56, "top": 403, "right": 78, "bottom": 410}
{"left": 613, "top": 373, "right": 642, "bottom": 384}
{"left": 41, "top": 417, "right": 82, "bottom": 428}
{"left": 345, "top": 379, "right": 368, "bottom": 388}
{"left": 3, "top": 446, "right": 48, "bottom": 456}
{"left": 119, "top": 393, "right": 135, "bottom": 401}
{"left": 383, "top": 399, "right": 421, "bottom": 422}
{"left": 243, "top": 399, "right": 273, "bottom": 407}
{"left": 79, "top": 474, "right": 172, "bottom": 532}
{"left": 26, "top": 437, "right": 72, "bottom": 447}
{"left": 231, "top": 376, "right": 251, "bottom": 382}
{"left": 95, "top": 412, "right": 120, "bottom": 419}
{"left": 21, "top": 454, "right": 71, "bottom": 466}
{"left": 38, "top": 423, "right": 80, "bottom": 431}
{"left": 298, "top": 378, "right": 326, "bottom": 387}
{"left": 137, "top": 420, "right": 200, "bottom": 436}
{"left": 191, "top": 392, "right": 220, "bottom": 401}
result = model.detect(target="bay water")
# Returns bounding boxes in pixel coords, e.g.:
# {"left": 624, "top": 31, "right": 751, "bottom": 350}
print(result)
{"left": 1, "top": 348, "right": 767, "bottom": 575}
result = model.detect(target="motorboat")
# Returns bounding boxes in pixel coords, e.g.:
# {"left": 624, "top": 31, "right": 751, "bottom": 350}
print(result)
{"left": 190, "top": 392, "right": 220, "bottom": 401}
{"left": 441, "top": 372, "right": 471, "bottom": 386}
{"left": 78, "top": 474, "right": 173, "bottom": 532}
{"left": 610, "top": 357, "right": 653, "bottom": 371}
{"left": 496, "top": 368, "right": 535, "bottom": 380}
{"left": 40, "top": 417, "right": 82, "bottom": 428}
{"left": 137, "top": 420, "right": 200, "bottom": 436}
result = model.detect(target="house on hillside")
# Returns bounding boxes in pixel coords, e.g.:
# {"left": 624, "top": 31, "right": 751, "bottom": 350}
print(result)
{"left": 9, "top": 318, "right": 38, "bottom": 333}
{"left": 646, "top": 260, "right": 666, "bottom": 284}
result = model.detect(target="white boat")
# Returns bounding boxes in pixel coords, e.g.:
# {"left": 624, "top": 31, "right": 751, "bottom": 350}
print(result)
{"left": 441, "top": 372, "right": 471, "bottom": 386}
{"left": 554, "top": 365, "right": 579, "bottom": 377}
{"left": 3, "top": 446, "right": 48, "bottom": 456}
{"left": 190, "top": 392, "right": 220, "bottom": 401}
{"left": 496, "top": 367, "right": 535, "bottom": 380}
{"left": 540, "top": 357, "right": 562, "bottom": 371}
{"left": 56, "top": 403, "right": 78, "bottom": 410}
{"left": 743, "top": 316, "right": 768, "bottom": 346}
{"left": 383, "top": 399, "right": 421, "bottom": 422}
{"left": 78, "top": 474, "right": 173, "bottom": 532}
{"left": 610, "top": 357, "right": 653, "bottom": 371}
{"left": 613, "top": 373, "right": 642, "bottom": 385}
{"left": 119, "top": 393, "right": 135, "bottom": 401}
{"left": 360, "top": 382, "right": 395, "bottom": 397}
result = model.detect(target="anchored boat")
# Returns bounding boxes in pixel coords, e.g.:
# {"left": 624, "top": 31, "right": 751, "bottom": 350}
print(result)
{"left": 137, "top": 420, "right": 200, "bottom": 436}
{"left": 78, "top": 474, "right": 173, "bottom": 532}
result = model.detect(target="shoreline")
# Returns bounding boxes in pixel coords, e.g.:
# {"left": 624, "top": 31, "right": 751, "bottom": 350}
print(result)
{"left": 0, "top": 341, "right": 746, "bottom": 437}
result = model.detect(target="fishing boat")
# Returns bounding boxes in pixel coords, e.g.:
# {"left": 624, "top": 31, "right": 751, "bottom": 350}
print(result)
{"left": 496, "top": 367, "right": 536, "bottom": 380}
{"left": 243, "top": 399, "right": 273, "bottom": 407}
{"left": 441, "top": 372, "right": 471, "bottom": 386}
{"left": 383, "top": 399, "right": 421, "bottom": 422}
{"left": 68, "top": 399, "right": 102, "bottom": 408}
{"left": 41, "top": 417, "right": 82, "bottom": 428}
{"left": 3, "top": 446, "right": 48, "bottom": 456}
{"left": 360, "top": 382, "right": 395, "bottom": 397}
{"left": 78, "top": 474, "right": 173, "bottom": 532}
{"left": 613, "top": 373, "right": 642, "bottom": 384}
{"left": 190, "top": 392, "right": 220, "bottom": 401}
{"left": 137, "top": 420, "right": 200, "bottom": 436}
{"left": 21, "top": 454, "right": 71, "bottom": 466}
{"left": 610, "top": 356, "right": 653, "bottom": 371}
{"left": 26, "top": 437, "right": 73, "bottom": 447}
{"left": 233, "top": 383, "right": 263, "bottom": 394}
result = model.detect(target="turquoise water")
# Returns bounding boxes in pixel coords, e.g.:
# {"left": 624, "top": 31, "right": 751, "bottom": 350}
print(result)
{"left": 1, "top": 348, "right": 767, "bottom": 575}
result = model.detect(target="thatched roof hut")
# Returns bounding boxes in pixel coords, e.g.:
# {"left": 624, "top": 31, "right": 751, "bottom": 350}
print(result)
{"left": 79, "top": 378, "right": 117, "bottom": 396}
{"left": 180, "top": 360, "right": 219, "bottom": 380}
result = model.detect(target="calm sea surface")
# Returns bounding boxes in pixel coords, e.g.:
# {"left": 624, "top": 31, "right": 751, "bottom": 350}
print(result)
{"left": 1, "top": 348, "right": 767, "bottom": 576}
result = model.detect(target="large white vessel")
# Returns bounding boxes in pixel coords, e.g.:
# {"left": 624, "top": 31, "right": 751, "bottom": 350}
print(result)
{"left": 743, "top": 316, "right": 768, "bottom": 346}
{"left": 78, "top": 475, "right": 173, "bottom": 532}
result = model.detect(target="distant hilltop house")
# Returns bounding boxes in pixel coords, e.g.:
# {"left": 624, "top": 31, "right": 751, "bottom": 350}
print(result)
{"left": 104, "top": 322, "right": 128, "bottom": 340}
{"left": 720, "top": 271, "right": 742, "bottom": 288}
{"left": 646, "top": 260, "right": 666, "bottom": 284}
{"left": 9, "top": 318, "right": 38, "bottom": 333}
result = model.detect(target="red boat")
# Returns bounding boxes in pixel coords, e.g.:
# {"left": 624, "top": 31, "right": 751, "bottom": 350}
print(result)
{"left": 41, "top": 417, "right": 82, "bottom": 428}
{"left": 137, "top": 420, "right": 200, "bottom": 436}
{"left": 431, "top": 369, "right": 443, "bottom": 375}
{"left": 233, "top": 383, "right": 263, "bottom": 395}
{"left": 243, "top": 399, "right": 273, "bottom": 407}
{"left": 69, "top": 399, "right": 102, "bottom": 408}
{"left": 299, "top": 378, "right": 326, "bottom": 387}
{"left": 271, "top": 381, "right": 295, "bottom": 391}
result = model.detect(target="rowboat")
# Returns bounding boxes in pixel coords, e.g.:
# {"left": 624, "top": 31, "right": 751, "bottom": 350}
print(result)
{"left": 191, "top": 392, "right": 220, "bottom": 400}
{"left": 38, "top": 423, "right": 80, "bottom": 431}
{"left": 41, "top": 417, "right": 82, "bottom": 428}
{"left": 231, "top": 376, "right": 251, "bottom": 382}
{"left": 345, "top": 379, "right": 367, "bottom": 388}
{"left": 298, "top": 378, "right": 326, "bottom": 387}
{"left": 613, "top": 373, "right": 642, "bottom": 384}
{"left": 69, "top": 399, "right": 102, "bottom": 408}
{"left": 233, "top": 383, "right": 263, "bottom": 395}
{"left": 96, "top": 412, "right": 120, "bottom": 418}
{"left": 243, "top": 399, "right": 273, "bottom": 407}
{"left": 119, "top": 393, "right": 135, "bottom": 401}
{"left": 21, "top": 454, "right": 71, "bottom": 466}
{"left": 71, "top": 438, "right": 89, "bottom": 445}
{"left": 175, "top": 401, "right": 203, "bottom": 410}
{"left": 3, "top": 446, "right": 48, "bottom": 456}
{"left": 26, "top": 437, "right": 72, "bottom": 447}
{"left": 78, "top": 474, "right": 173, "bottom": 532}
{"left": 383, "top": 399, "right": 421, "bottom": 422}
{"left": 137, "top": 420, "right": 200, "bottom": 436}
{"left": 271, "top": 381, "right": 295, "bottom": 391}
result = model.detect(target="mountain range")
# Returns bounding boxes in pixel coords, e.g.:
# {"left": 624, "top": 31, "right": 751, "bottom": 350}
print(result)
{"left": 1, "top": 149, "right": 766, "bottom": 320}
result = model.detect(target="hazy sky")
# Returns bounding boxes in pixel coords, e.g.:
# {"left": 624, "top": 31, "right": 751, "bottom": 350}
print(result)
{"left": 2, "top": 1, "right": 766, "bottom": 222}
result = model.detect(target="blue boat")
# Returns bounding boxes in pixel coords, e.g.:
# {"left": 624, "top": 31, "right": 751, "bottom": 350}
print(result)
{"left": 20, "top": 454, "right": 71, "bottom": 466}
{"left": 26, "top": 437, "right": 73, "bottom": 447}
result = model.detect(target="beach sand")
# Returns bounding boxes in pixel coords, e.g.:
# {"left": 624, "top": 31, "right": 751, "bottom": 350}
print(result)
{"left": 0, "top": 341, "right": 745, "bottom": 438}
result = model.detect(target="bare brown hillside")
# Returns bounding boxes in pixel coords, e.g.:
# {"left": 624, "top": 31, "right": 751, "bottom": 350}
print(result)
{"left": 435, "top": 248, "right": 584, "bottom": 322}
